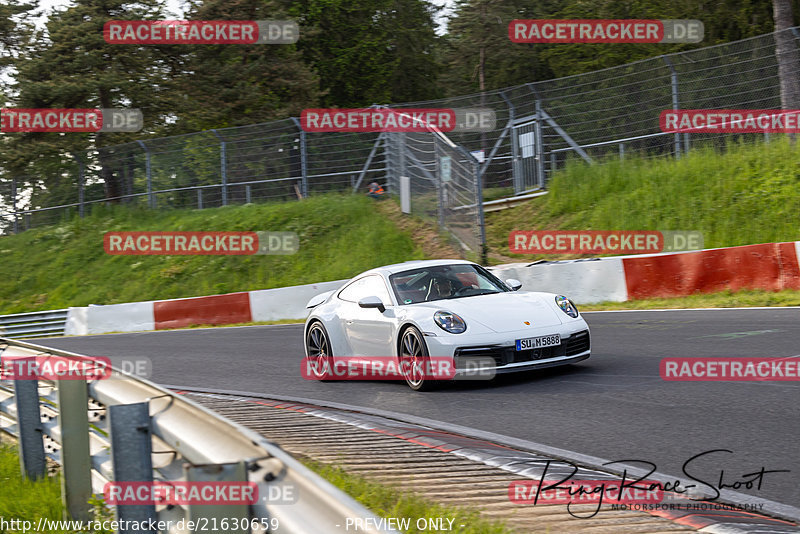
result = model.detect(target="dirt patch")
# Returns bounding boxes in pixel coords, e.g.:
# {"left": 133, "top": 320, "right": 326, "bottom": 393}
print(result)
{"left": 375, "top": 200, "right": 462, "bottom": 259}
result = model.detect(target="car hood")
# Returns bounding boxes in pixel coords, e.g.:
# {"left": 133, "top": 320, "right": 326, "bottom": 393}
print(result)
{"left": 416, "top": 291, "right": 565, "bottom": 333}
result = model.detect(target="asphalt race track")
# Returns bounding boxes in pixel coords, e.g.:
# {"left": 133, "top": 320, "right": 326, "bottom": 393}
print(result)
{"left": 37, "top": 308, "right": 800, "bottom": 511}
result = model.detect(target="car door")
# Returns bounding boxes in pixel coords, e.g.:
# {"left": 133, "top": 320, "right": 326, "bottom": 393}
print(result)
{"left": 337, "top": 275, "right": 395, "bottom": 357}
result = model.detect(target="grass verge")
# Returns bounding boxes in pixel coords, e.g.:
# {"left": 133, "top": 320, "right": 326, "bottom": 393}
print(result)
{"left": 579, "top": 288, "right": 800, "bottom": 311}
{"left": 305, "top": 459, "right": 512, "bottom": 534}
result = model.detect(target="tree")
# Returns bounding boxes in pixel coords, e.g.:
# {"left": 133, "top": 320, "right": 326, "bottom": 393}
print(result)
{"left": 772, "top": 0, "right": 800, "bottom": 115}
{"left": 293, "top": 0, "right": 443, "bottom": 106}
{"left": 169, "top": 0, "right": 320, "bottom": 131}
{"left": 4, "top": 0, "right": 179, "bottom": 205}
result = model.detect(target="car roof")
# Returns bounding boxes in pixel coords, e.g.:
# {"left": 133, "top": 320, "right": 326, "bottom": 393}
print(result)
{"left": 362, "top": 259, "right": 476, "bottom": 277}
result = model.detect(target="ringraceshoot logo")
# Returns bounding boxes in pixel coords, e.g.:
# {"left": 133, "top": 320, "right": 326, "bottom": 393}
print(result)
{"left": 104, "top": 20, "right": 298, "bottom": 44}
{"left": 1, "top": 108, "right": 142, "bottom": 133}
{"left": 509, "top": 20, "right": 703, "bottom": 43}
{"left": 104, "top": 231, "right": 298, "bottom": 255}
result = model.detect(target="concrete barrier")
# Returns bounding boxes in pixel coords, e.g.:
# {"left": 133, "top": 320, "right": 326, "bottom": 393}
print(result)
{"left": 622, "top": 242, "right": 800, "bottom": 299}
{"left": 154, "top": 292, "right": 252, "bottom": 330}
{"left": 489, "top": 258, "right": 628, "bottom": 303}
{"left": 250, "top": 280, "right": 347, "bottom": 321}
{"left": 86, "top": 301, "right": 155, "bottom": 334}
{"left": 56, "top": 241, "right": 800, "bottom": 335}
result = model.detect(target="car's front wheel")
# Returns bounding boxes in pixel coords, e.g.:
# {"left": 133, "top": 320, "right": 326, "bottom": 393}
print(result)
{"left": 399, "top": 326, "right": 439, "bottom": 391}
{"left": 305, "top": 322, "right": 333, "bottom": 380}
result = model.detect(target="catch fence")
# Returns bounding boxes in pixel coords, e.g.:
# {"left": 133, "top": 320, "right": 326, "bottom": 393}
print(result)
{"left": 2, "top": 27, "right": 799, "bottom": 256}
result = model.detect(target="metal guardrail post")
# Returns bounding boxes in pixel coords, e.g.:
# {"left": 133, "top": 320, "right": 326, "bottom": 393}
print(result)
{"left": 136, "top": 141, "right": 154, "bottom": 209}
{"left": 57, "top": 379, "right": 93, "bottom": 521}
{"left": 290, "top": 118, "right": 309, "bottom": 198}
{"left": 210, "top": 130, "right": 228, "bottom": 206}
{"left": 109, "top": 402, "right": 158, "bottom": 532}
{"left": 619, "top": 143, "right": 625, "bottom": 160}
{"left": 14, "top": 376, "right": 46, "bottom": 480}
{"left": 197, "top": 188, "right": 203, "bottom": 210}
{"left": 245, "top": 185, "right": 252, "bottom": 204}
{"left": 186, "top": 461, "right": 250, "bottom": 532}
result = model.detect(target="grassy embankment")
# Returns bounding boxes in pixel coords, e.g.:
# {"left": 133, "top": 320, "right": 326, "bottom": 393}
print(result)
{"left": 0, "top": 194, "right": 425, "bottom": 314}
{"left": 486, "top": 137, "right": 800, "bottom": 258}
{"left": 2, "top": 138, "right": 800, "bottom": 315}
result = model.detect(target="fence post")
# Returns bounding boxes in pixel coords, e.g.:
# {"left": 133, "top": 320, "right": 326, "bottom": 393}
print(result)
{"left": 434, "top": 139, "right": 445, "bottom": 228}
{"left": 56, "top": 379, "right": 93, "bottom": 521}
{"left": 136, "top": 141, "right": 153, "bottom": 208}
{"left": 500, "top": 92, "right": 520, "bottom": 194}
{"left": 662, "top": 56, "right": 683, "bottom": 158}
{"left": 210, "top": 130, "right": 228, "bottom": 206}
{"left": 534, "top": 98, "right": 545, "bottom": 189}
{"left": 72, "top": 153, "right": 85, "bottom": 218}
{"left": 14, "top": 375, "right": 46, "bottom": 480}
{"left": 290, "top": 118, "right": 308, "bottom": 198}
{"left": 619, "top": 143, "right": 625, "bottom": 160}
{"left": 197, "top": 188, "right": 203, "bottom": 209}
{"left": 11, "top": 177, "right": 19, "bottom": 234}
{"left": 109, "top": 402, "right": 158, "bottom": 531}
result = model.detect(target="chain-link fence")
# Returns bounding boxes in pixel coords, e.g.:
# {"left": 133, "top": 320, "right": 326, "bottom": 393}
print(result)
{"left": 2, "top": 27, "right": 799, "bottom": 253}
{"left": 385, "top": 121, "right": 485, "bottom": 262}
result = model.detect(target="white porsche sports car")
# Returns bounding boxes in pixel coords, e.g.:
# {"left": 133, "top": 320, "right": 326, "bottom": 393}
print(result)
{"left": 303, "top": 259, "right": 591, "bottom": 391}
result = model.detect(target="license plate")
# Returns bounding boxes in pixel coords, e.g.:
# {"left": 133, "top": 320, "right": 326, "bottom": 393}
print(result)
{"left": 515, "top": 334, "right": 561, "bottom": 351}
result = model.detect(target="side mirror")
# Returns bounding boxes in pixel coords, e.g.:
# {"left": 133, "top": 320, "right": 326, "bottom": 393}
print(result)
{"left": 358, "top": 296, "right": 386, "bottom": 312}
{"left": 506, "top": 279, "right": 522, "bottom": 291}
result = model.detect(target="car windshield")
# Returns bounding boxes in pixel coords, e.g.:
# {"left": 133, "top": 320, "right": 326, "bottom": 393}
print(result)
{"left": 389, "top": 264, "right": 509, "bottom": 304}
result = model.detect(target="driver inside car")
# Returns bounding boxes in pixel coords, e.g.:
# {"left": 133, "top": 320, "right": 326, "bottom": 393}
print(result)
{"left": 427, "top": 276, "right": 455, "bottom": 300}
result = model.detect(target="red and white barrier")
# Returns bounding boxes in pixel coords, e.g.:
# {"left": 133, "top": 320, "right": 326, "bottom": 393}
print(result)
{"left": 490, "top": 240, "right": 800, "bottom": 303}
{"left": 65, "top": 280, "right": 347, "bottom": 336}
{"left": 63, "top": 241, "right": 800, "bottom": 336}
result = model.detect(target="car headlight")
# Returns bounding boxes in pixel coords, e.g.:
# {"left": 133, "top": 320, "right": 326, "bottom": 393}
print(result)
{"left": 434, "top": 311, "right": 467, "bottom": 333}
{"left": 555, "top": 295, "right": 579, "bottom": 318}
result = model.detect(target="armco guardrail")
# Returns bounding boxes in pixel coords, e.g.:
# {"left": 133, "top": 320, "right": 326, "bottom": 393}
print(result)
{"left": 0, "top": 309, "right": 68, "bottom": 339}
{"left": 0, "top": 338, "right": 395, "bottom": 533}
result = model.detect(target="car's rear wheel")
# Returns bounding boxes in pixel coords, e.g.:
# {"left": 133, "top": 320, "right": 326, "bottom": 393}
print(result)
{"left": 399, "top": 326, "right": 439, "bottom": 391}
{"left": 305, "top": 322, "right": 333, "bottom": 380}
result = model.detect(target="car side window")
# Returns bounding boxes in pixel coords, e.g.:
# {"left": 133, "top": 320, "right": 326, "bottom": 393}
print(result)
{"left": 338, "top": 275, "right": 392, "bottom": 304}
